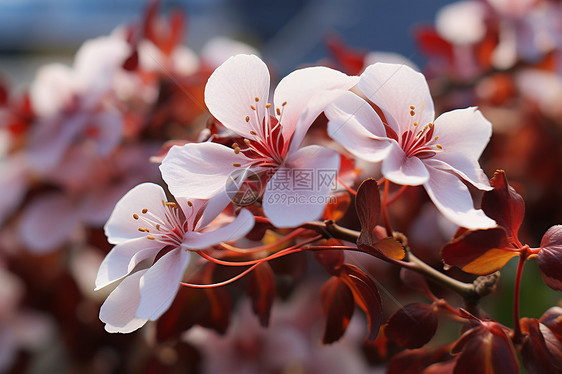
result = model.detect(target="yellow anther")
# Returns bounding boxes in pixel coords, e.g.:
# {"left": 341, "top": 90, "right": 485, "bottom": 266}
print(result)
{"left": 410, "top": 105, "right": 415, "bottom": 110}
{"left": 413, "top": 122, "right": 418, "bottom": 126}
{"left": 138, "top": 228, "right": 149, "bottom": 232}
{"left": 266, "top": 103, "right": 271, "bottom": 108}
{"left": 245, "top": 116, "right": 250, "bottom": 122}
{"left": 156, "top": 224, "right": 161, "bottom": 231}
{"left": 250, "top": 130, "right": 257, "bottom": 136}
{"left": 147, "top": 235, "right": 155, "bottom": 240}
{"left": 250, "top": 105, "right": 256, "bottom": 110}
{"left": 142, "top": 208, "right": 148, "bottom": 214}
{"left": 276, "top": 108, "right": 281, "bottom": 115}
{"left": 244, "top": 138, "right": 251, "bottom": 146}
{"left": 232, "top": 143, "right": 239, "bottom": 149}
{"left": 436, "top": 144, "right": 443, "bottom": 150}
{"left": 255, "top": 97, "right": 260, "bottom": 102}
{"left": 234, "top": 148, "right": 240, "bottom": 154}
{"left": 410, "top": 110, "right": 415, "bottom": 116}
{"left": 133, "top": 214, "right": 139, "bottom": 220}
{"left": 166, "top": 202, "right": 177, "bottom": 208}
{"left": 187, "top": 200, "right": 193, "bottom": 207}
{"left": 434, "top": 136, "right": 439, "bottom": 140}
{"left": 282, "top": 101, "right": 287, "bottom": 106}
{"left": 233, "top": 163, "right": 241, "bottom": 167}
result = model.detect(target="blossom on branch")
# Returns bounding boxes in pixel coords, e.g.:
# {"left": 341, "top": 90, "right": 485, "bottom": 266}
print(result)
{"left": 95, "top": 182, "right": 254, "bottom": 333}
{"left": 325, "top": 62, "right": 495, "bottom": 229}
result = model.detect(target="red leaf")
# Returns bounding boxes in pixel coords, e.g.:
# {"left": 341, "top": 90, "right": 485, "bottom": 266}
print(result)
{"left": 441, "top": 228, "right": 517, "bottom": 275}
{"left": 539, "top": 306, "right": 562, "bottom": 340}
{"left": 314, "top": 246, "right": 345, "bottom": 275}
{"left": 537, "top": 225, "right": 562, "bottom": 290}
{"left": 385, "top": 303, "right": 438, "bottom": 349}
{"left": 414, "top": 26, "right": 454, "bottom": 63}
{"left": 481, "top": 170, "right": 525, "bottom": 240}
{"left": 246, "top": 262, "right": 276, "bottom": 327}
{"left": 320, "top": 276, "right": 355, "bottom": 344}
{"left": 387, "top": 345, "right": 452, "bottom": 374}
{"left": 325, "top": 34, "right": 367, "bottom": 76}
{"left": 156, "top": 286, "right": 232, "bottom": 342}
{"left": 451, "top": 321, "right": 519, "bottom": 374}
{"left": 338, "top": 264, "right": 382, "bottom": 341}
{"left": 520, "top": 318, "right": 562, "bottom": 374}
{"left": 400, "top": 268, "right": 432, "bottom": 297}
{"left": 356, "top": 179, "right": 405, "bottom": 260}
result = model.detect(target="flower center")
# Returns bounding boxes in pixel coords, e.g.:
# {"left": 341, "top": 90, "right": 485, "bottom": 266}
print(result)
{"left": 133, "top": 199, "right": 192, "bottom": 246}
{"left": 232, "top": 97, "right": 289, "bottom": 169}
{"left": 399, "top": 105, "right": 443, "bottom": 159}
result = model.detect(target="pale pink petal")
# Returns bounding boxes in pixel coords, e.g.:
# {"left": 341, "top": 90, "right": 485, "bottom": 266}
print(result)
{"left": 136, "top": 248, "right": 191, "bottom": 320}
{"left": 160, "top": 142, "right": 251, "bottom": 199}
{"left": 263, "top": 145, "right": 340, "bottom": 228}
{"left": 183, "top": 208, "right": 254, "bottom": 249}
{"left": 104, "top": 183, "right": 169, "bottom": 245}
{"left": 273, "top": 66, "right": 358, "bottom": 144}
{"left": 426, "top": 156, "right": 491, "bottom": 191}
{"left": 325, "top": 91, "right": 391, "bottom": 162}
{"left": 381, "top": 143, "right": 429, "bottom": 186}
{"left": 99, "top": 269, "right": 148, "bottom": 333}
{"left": 29, "top": 63, "right": 74, "bottom": 117}
{"left": 435, "top": 1, "right": 486, "bottom": 45}
{"left": 187, "top": 190, "right": 233, "bottom": 231}
{"left": 433, "top": 107, "right": 492, "bottom": 161}
{"left": 204, "top": 54, "right": 270, "bottom": 138}
{"left": 80, "top": 182, "right": 135, "bottom": 227}
{"left": 90, "top": 111, "right": 123, "bottom": 157}
{"left": 95, "top": 236, "right": 162, "bottom": 291}
{"left": 358, "top": 63, "right": 434, "bottom": 135}
{"left": 424, "top": 166, "right": 496, "bottom": 229}
{"left": 18, "top": 193, "right": 79, "bottom": 253}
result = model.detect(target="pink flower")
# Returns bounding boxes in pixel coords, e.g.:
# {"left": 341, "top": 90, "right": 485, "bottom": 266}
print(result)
{"left": 95, "top": 182, "right": 254, "bottom": 333}
{"left": 160, "top": 54, "right": 358, "bottom": 227}
{"left": 325, "top": 62, "right": 496, "bottom": 229}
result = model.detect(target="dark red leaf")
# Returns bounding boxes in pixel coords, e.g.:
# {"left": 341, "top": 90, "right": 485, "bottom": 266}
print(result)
{"left": 400, "top": 268, "right": 432, "bottom": 297}
{"left": 539, "top": 306, "right": 562, "bottom": 340}
{"left": 414, "top": 26, "right": 454, "bottom": 63}
{"left": 441, "top": 228, "right": 516, "bottom": 275}
{"left": 355, "top": 178, "right": 381, "bottom": 238}
{"left": 385, "top": 303, "right": 438, "bottom": 349}
{"left": 481, "top": 170, "right": 525, "bottom": 240}
{"left": 156, "top": 286, "right": 232, "bottom": 342}
{"left": 325, "top": 34, "right": 367, "bottom": 76}
{"left": 423, "top": 360, "right": 457, "bottom": 374}
{"left": 246, "top": 262, "right": 276, "bottom": 327}
{"left": 314, "top": 246, "right": 345, "bottom": 275}
{"left": 451, "top": 321, "right": 519, "bottom": 374}
{"left": 320, "top": 276, "right": 355, "bottom": 344}
{"left": 122, "top": 50, "right": 139, "bottom": 71}
{"left": 520, "top": 318, "right": 562, "bottom": 374}
{"left": 537, "top": 225, "right": 562, "bottom": 290}
{"left": 387, "top": 345, "right": 452, "bottom": 374}
{"left": 338, "top": 264, "right": 382, "bottom": 341}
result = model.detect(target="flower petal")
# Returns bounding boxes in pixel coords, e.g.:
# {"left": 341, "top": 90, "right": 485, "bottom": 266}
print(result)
{"left": 325, "top": 91, "right": 391, "bottom": 163}
{"left": 183, "top": 208, "right": 254, "bottom": 249}
{"left": 204, "top": 54, "right": 269, "bottom": 138}
{"left": 99, "top": 269, "right": 148, "bottom": 333}
{"left": 263, "top": 145, "right": 340, "bottom": 228}
{"left": 426, "top": 157, "right": 491, "bottom": 191}
{"left": 18, "top": 193, "right": 79, "bottom": 253}
{"left": 359, "top": 63, "right": 434, "bottom": 135}
{"left": 104, "top": 183, "right": 168, "bottom": 245}
{"left": 381, "top": 143, "right": 429, "bottom": 186}
{"left": 273, "top": 66, "right": 358, "bottom": 146}
{"left": 435, "top": 1, "right": 486, "bottom": 45}
{"left": 160, "top": 142, "right": 251, "bottom": 200}
{"left": 136, "top": 248, "right": 191, "bottom": 320}
{"left": 433, "top": 107, "right": 492, "bottom": 161}
{"left": 95, "top": 236, "right": 162, "bottom": 291}
{"left": 424, "top": 166, "right": 496, "bottom": 229}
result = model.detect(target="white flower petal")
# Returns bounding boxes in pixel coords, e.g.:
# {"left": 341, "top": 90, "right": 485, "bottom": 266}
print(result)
{"left": 326, "top": 91, "right": 391, "bottom": 162}
{"left": 95, "top": 236, "right": 162, "bottom": 291}
{"left": 433, "top": 107, "right": 492, "bottom": 161}
{"left": 263, "top": 145, "right": 340, "bottom": 228}
{"left": 160, "top": 142, "right": 251, "bottom": 199}
{"left": 100, "top": 269, "right": 148, "bottom": 334}
{"left": 424, "top": 166, "right": 496, "bottom": 229}
{"left": 29, "top": 63, "right": 75, "bottom": 117}
{"left": 436, "top": 1, "right": 486, "bottom": 45}
{"left": 104, "top": 183, "right": 169, "bottom": 245}
{"left": 359, "top": 63, "right": 434, "bottom": 135}
{"left": 381, "top": 143, "right": 429, "bottom": 186}
{"left": 273, "top": 66, "right": 358, "bottom": 145}
{"left": 183, "top": 209, "right": 254, "bottom": 249}
{"left": 18, "top": 193, "right": 80, "bottom": 253}
{"left": 427, "top": 156, "right": 491, "bottom": 191}
{"left": 136, "top": 248, "right": 191, "bottom": 320}
{"left": 204, "top": 54, "right": 270, "bottom": 138}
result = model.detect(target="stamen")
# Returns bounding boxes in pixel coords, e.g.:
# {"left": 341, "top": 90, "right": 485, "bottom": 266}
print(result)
{"left": 156, "top": 224, "right": 161, "bottom": 230}
{"left": 187, "top": 201, "right": 193, "bottom": 207}
{"left": 266, "top": 103, "right": 271, "bottom": 108}
{"left": 166, "top": 202, "right": 177, "bottom": 208}
{"left": 254, "top": 97, "right": 260, "bottom": 102}
{"left": 142, "top": 208, "right": 148, "bottom": 214}
{"left": 434, "top": 136, "right": 439, "bottom": 140}
{"left": 244, "top": 138, "right": 251, "bottom": 146}
{"left": 133, "top": 214, "right": 139, "bottom": 220}
{"left": 410, "top": 105, "right": 415, "bottom": 110}
{"left": 413, "top": 122, "right": 418, "bottom": 126}
{"left": 282, "top": 101, "right": 287, "bottom": 106}
{"left": 234, "top": 148, "right": 240, "bottom": 154}
{"left": 147, "top": 235, "right": 155, "bottom": 240}
{"left": 410, "top": 110, "right": 415, "bottom": 116}
{"left": 436, "top": 144, "right": 443, "bottom": 150}
{"left": 250, "top": 131, "right": 257, "bottom": 136}
{"left": 245, "top": 116, "right": 250, "bottom": 122}
{"left": 250, "top": 105, "right": 256, "bottom": 111}
{"left": 233, "top": 163, "right": 241, "bottom": 167}
{"left": 276, "top": 108, "right": 281, "bottom": 115}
